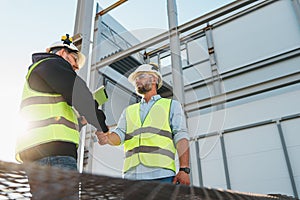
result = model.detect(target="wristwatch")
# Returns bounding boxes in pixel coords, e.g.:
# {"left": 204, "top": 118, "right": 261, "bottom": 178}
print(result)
{"left": 179, "top": 167, "right": 190, "bottom": 174}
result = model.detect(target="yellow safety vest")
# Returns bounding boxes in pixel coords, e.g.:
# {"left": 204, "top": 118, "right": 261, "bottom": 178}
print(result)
{"left": 15, "top": 58, "right": 79, "bottom": 162}
{"left": 124, "top": 98, "right": 176, "bottom": 173}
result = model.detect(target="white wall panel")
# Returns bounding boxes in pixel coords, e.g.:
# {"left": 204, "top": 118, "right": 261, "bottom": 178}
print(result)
{"left": 223, "top": 56, "right": 300, "bottom": 92}
{"left": 186, "top": 37, "right": 208, "bottom": 65}
{"left": 188, "top": 108, "right": 226, "bottom": 137}
{"left": 189, "top": 141, "right": 200, "bottom": 186}
{"left": 224, "top": 125, "right": 294, "bottom": 195}
{"left": 199, "top": 136, "right": 227, "bottom": 188}
{"left": 184, "top": 86, "right": 211, "bottom": 106}
{"left": 183, "top": 62, "right": 212, "bottom": 85}
{"left": 105, "top": 81, "right": 136, "bottom": 125}
{"left": 213, "top": 0, "right": 300, "bottom": 72}
{"left": 92, "top": 144, "right": 124, "bottom": 178}
{"left": 281, "top": 118, "right": 300, "bottom": 176}
{"left": 161, "top": 61, "right": 211, "bottom": 88}
{"left": 281, "top": 118, "right": 300, "bottom": 197}
{"left": 296, "top": 177, "right": 300, "bottom": 199}
{"left": 188, "top": 89, "right": 300, "bottom": 136}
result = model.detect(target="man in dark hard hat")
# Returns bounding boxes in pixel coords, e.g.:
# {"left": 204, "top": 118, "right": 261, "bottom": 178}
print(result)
{"left": 16, "top": 34, "right": 109, "bottom": 171}
{"left": 96, "top": 63, "right": 190, "bottom": 185}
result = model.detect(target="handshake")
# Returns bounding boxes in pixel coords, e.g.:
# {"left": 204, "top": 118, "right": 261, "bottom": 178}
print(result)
{"left": 78, "top": 116, "right": 120, "bottom": 145}
{"left": 95, "top": 131, "right": 120, "bottom": 146}
{"left": 95, "top": 131, "right": 110, "bottom": 145}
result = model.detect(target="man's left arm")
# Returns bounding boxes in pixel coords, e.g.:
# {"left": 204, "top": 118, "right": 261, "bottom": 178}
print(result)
{"left": 173, "top": 138, "right": 190, "bottom": 185}
{"left": 170, "top": 100, "right": 191, "bottom": 185}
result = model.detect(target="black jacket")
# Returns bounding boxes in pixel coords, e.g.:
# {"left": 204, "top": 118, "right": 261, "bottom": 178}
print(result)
{"left": 28, "top": 53, "right": 109, "bottom": 133}
{"left": 20, "top": 53, "right": 108, "bottom": 161}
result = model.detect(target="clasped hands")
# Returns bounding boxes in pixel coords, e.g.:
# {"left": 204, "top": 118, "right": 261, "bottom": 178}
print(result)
{"left": 95, "top": 131, "right": 110, "bottom": 145}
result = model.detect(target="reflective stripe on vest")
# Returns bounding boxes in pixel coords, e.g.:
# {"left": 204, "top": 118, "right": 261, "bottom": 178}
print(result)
{"left": 123, "top": 98, "right": 176, "bottom": 173}
{"left": 15, "top": 58, "right": 79, "bottom": 162}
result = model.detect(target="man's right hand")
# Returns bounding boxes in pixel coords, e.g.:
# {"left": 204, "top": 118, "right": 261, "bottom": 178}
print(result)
{"left": 95, "top": 131, "right": 110, "bottom": 145}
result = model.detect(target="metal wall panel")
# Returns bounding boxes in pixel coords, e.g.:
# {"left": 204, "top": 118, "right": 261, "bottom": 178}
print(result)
{"left": 183, "top": 62, "right": 212, "bottom": 86}
{"left": 281, "top": 118, "right": 300, "bottom": 198}
{"left": 186, "top": 37, "right": 208, "bottom": 66}
{"left": 188, "top": 89, "right": 300, "bottom": 196}
{"left": 89, "top": 1, "right": 300, "bottom": 198}
{"left": 213, "top": 0, "right": 300, "bottom": 73}
{"left": 189, "top": 141, "right": 200, "bottom": 185}
{"left": 185, "top": 84, "right": 211, "bottom": 105}
{"left": 224, "top": 124, "right": 293, "bottom": 195}
{"left": 188, "top": 89, "right": 300, "bottom": 137}
{"left": 92, "top": 142, "right": 124, "bottom": 178}
{"left": 222, "top": 56, "right": 300, "bottom": 92}
{"left": 198, "top": 136, "right": 227, "bottom": 188}
{"left": 104, "top": 80, "right": 137, "bottom": 125}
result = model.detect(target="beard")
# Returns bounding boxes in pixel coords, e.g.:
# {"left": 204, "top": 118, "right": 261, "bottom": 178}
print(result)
{"left": 136, "top": 81, "right": 152, "bottom": 95}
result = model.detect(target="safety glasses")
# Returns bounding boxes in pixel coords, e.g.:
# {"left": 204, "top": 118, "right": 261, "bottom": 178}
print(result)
{"left": 135, "top": 73, "right": 153, "bottom": 81}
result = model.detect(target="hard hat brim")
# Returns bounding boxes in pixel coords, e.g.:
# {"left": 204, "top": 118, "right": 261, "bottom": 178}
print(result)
{"left": 77, "top": 52, "right": 86, "bottom": 69}
{"left": 46, "top": 45, "right": 86, "bottom": 69}
{"left": 128, "top": 71, "right": 163, "bottom": 89}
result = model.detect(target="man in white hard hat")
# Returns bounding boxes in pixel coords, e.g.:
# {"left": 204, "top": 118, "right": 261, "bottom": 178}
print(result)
{"left": 16, "top": 34, "right": 109, "bottom": 171}
{"left": 45, "top": 34, "right": 86, "bottom": 71}
{"left": 96, "top": 63, "right": 190, "bottom": 185}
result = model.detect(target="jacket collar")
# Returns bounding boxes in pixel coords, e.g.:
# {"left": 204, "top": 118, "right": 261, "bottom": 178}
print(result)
{"left": 32, "top": 52, "right": 63, "bottom": 63}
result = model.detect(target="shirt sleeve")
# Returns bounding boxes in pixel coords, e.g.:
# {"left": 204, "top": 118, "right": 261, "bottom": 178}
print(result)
{"left": 170, "top": 100, "right": 189, "bottom": 144}
{"left": 111, "top": 109, "right": 126, "bottom": 144}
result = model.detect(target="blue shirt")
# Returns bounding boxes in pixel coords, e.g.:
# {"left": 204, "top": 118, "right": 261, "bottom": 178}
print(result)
{"left": 112, "top": 95, "right": 189, "bottom": 180}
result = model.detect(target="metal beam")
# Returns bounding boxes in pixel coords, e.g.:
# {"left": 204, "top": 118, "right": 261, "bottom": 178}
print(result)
{"left": 74, "top": 0, "right": 94, "bottom": 173}
{"left": 74, "top": 0, "right": 94, "bottom": 82}
{"left": 220, "top": 134, "right": 231, "bottom": 189}
{"left": 276, "top": 121, "right": 298, "bottom": 199}
{"left": 195, "top": 140, "right": 203, "bottom": 186}
{"left": 91, "top": 31, "right": 171, "bottom": 71}
{"left": 191, "top": 114, "right": 300, "bottom": 141}
{"left": 167, "top": 0, "right": 185, "bottom": 103}
{"left": 96, "top": 0, "right": 127, "bottom": 16}
{"left": 91, "top": 0, "right": 262, "bottom": 71}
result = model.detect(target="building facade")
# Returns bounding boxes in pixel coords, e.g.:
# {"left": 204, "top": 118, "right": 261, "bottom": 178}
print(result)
{"left": 77, "top": 0, "right": 300, "bottom": 198}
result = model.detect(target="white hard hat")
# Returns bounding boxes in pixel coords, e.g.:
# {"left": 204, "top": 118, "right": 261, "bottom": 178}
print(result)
{"left": 128, "top": 63, "right": 163, "bottom": 89}
{"left": 46, "top": 34, "right": 86, "bottom": 68}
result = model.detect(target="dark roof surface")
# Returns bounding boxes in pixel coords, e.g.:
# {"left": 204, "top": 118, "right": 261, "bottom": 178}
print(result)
{"left": 0, "top": 161, "right": 297, "bottom": 200}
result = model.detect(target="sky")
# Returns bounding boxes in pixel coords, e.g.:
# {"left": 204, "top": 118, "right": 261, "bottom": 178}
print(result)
{"left": 0, "top": 0, "right": 233, "bottom": 163}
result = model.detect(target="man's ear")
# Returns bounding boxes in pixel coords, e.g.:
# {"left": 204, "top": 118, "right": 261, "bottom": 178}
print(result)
{"left": 56, "top": 48, "right": 65, "bottom": 56}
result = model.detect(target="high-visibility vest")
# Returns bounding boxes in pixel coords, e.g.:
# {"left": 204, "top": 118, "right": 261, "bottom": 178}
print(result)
{"left": 15, "top": 58, "right": 79, "bottom": 162}
{"left": 123, "top": 98, "right": 176, "bottom": 173}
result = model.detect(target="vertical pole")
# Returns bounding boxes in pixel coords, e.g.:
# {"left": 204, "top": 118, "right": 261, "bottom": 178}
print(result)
{"left": 167, "top": 0, "right": 185, "bottom": 104}
{"left": 74, "top": 0, "right": 94, "bottom": 173}
{"left": 85, "top": 3, "right": 103, "bottom": 173}
{"left": 195, "top": 140, "right": 203, "bottom": 186}
{"left": 167, "top": 0, "right": 193, "bottom": 186}
{"left": 205, "top": 24, "right": 224, "bottom": 111}
{"left": 185, "top": 42, "right": 190, "bottom": 66}
{"left": 90, "top": 3, "right": 102, "bottom": 92}
{"left": 74, "top": 0, "right": 94, "bottom": 83}
{"left": 220, "top": 133, "right": 231, "bottom": 189}
{"left": 78, "top": 126, "right": 87, "bottom": 173}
